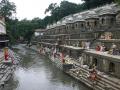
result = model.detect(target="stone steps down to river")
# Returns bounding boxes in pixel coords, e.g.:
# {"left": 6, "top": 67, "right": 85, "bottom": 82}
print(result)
{"left": 67, "top": 66, "right": 120, "bottom": 90}
{"left": 28, "top": 46, "right": 120, "bottom": 90}
{"left": 64, "top": 57, "right": 120, "bottom": 90}
{"left": 0, "top": 49, "right": 21, "bottom": 87}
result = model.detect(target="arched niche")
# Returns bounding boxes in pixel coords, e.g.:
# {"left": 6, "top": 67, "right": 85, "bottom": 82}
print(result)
{"left": 109, "top": 62, "right": 115, "bottom": 74}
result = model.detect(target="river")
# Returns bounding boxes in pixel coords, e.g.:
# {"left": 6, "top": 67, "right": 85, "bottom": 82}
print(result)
{"left": 2, "top": 44, "right": 91, "bottom": 90}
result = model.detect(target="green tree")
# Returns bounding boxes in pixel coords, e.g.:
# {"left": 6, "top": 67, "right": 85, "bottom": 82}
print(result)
{"left": 0, "top": 0, "right": 16, "bottom": 18}
{"left": 45, "top": 3, "right": 57, "bottom": 14}
{"left": 45, "top": 1, "right": 79, "bottom": 23}
{"left": 81, "top": 0, "right": 114, "bottom": 9}
{"left": 115, "top": 0, "right": 120, "bottom": 4}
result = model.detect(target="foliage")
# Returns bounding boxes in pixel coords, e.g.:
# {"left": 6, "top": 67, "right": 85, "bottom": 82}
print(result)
{"left": 0, "top": 0, "right": 16, "bottom": 18}
{"left": 115, "top": 0, "right": 120, "bottom": 4}
{"left": 45, "top": 1, "right": 79, "bottom": 22}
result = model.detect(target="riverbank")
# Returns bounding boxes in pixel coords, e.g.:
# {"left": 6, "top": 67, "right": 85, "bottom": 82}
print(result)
{"left": 3, "top": 44, "right": 90, "bottom": 90}
{"left": 29, "top": 45, "right": 120, "bottom": 90}
{"left": 27, "top": 45, "right": 92, "bottom": 89}
{"left": 0, "top": 48, "right": 20, "bottom": 89}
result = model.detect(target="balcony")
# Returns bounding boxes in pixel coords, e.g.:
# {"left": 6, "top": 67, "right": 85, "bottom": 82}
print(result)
{"left": 85, "top": 50, "right": 120, "bottom": 63}
{"left": 0, "top": 35, "right": 9, "bottom": 42}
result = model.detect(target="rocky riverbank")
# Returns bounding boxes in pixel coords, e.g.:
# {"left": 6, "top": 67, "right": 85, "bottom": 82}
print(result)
{"left": 0, "top": 49, "right": 21, "bottom": 89}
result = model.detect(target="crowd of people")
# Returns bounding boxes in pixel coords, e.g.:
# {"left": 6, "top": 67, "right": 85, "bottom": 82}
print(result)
{"left": 96, "top": 43, "right": 120, "bottom": 55}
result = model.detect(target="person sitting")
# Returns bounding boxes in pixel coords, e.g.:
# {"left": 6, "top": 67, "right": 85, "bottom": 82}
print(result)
{"left": 111, "top": 43, "right": 117, "bottom": 55}
{"left": 100, "top": 44, "right": 106, "bottom": 52}
{"left": 96, "top": 45, "right": 101, "bottom": 51}
{"left": 109, "top": 43, "right": 118, "bottom": 55}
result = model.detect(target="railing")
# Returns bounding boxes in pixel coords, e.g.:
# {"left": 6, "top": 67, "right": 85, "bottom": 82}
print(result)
{"left": 0, "top": 35, "right": 9, "bottom": 41}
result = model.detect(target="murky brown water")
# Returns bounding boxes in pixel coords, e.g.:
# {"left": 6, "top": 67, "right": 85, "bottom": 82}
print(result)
{"left": 3, "top": 44, "right": 91, "bottom": 90}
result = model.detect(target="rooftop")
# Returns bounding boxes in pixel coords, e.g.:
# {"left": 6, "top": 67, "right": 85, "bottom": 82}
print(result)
{"left": 47, "top": 3, "right": 119, "bottom": 29}
{"left": 35, "top": 29, "right": 47, "bottom": 32}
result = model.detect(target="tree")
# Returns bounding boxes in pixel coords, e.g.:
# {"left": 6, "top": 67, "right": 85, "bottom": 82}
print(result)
{"left": 0, "top": 0, "right": 16, "bottom": 18}
{"left": 115, "top": 0, "right": 120, "bottom": 4}
{"left": 44, "top": 1, "right": 79, "bottom": 23}
{"left": 81, "top": 0, "right": 114, "bottom": 9}
{"left": 45, "top": 3, "right": 57, "bottom": 14}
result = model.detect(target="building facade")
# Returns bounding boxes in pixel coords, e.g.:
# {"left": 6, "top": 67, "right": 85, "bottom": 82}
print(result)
{"left": 0, "top": 16, "right": 8, "bottom": 48}
{"left": 36, "top": 3, "right": 120, "bottom": 90}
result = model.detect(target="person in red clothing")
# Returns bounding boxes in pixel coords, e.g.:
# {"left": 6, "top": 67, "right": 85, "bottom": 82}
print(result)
{"left": 96, "top": 45, "right": 101, "bottom": 51}
{"left": 88, "top": 69, "right": 97, "bottom": 81}
{"left": 4, "top": 47, "right": 9, "bottom": 61}
{"left": 60, "top": 52, "right": 65, "bottom": 63}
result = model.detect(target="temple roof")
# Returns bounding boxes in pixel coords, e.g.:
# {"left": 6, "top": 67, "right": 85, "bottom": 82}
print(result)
{"left": 99, "top": 5, "right": 116, "bottom": 16}
{"left": 74, "top": 14, "right": 85, "bottom": 22}
{"left": 47, "top": 3, "right": 119, "bottom": 29}
{"left": 85, "top": 11, "right": 98, "bottom": 19}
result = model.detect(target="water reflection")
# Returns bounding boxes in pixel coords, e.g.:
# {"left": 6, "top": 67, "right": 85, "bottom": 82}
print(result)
{"left": 4, "top": 45, "right": 91, "bottom": 90}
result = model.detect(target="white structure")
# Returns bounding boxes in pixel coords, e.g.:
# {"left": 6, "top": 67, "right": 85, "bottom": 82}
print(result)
{"left": 0, "top": 17, "right": 6, "bottom": 34}
{"left": 34, "top": 29, "right": 46, "bottom": 37}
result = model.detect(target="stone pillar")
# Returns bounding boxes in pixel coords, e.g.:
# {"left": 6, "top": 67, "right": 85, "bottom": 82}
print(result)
{"left": 90, "top": 56, "right": 93, "bottom": 65}
{"left": 102, "top": 59, "right": 109, "bottom": 73}
{"left": 115, "top": 63, "right": 120, "bottom": 78}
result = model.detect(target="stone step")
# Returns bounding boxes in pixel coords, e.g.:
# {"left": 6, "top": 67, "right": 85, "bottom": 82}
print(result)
{"left": 0, "top": 69, "right": 12, "bottom": 83}
{"left": 87, "top": 72, "right": 120, "bottom": 89}
{"left": 78, "top": 66, "right": 120, "bottom": 89}
{"left": 0, "top": 67, "right": 11, "bottom": 75}
{"left": 0, "top": 75, "right": 3, "bottom": 80}
{"left": 70, "top": 67, "right": 120, "bottom": 90}
{"left": 96, "top": 79, "right": 119, "bottom": 90}
{"left": 0, "top": 64, "right": 7, "bottom": 69}
{"left": 94, "top": 85, "right": 105, "bottom": 90}
{"left": 97, "top": 75, "right": 120, "bottom": 90}
{"left": 69, "top": 71, "right": 109, "bottom": 90}
{"left": 72, "top": 73, "right": 105, "bottom": 90}
{"left": 69, "top": 72, "right": 93, "bottom": 88}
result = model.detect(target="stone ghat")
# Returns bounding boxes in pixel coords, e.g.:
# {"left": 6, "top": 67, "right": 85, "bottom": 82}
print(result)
{"left": 63, "top": 57, "right": 120, "bottom": 90}
{"left": 68, "top": 68, "right": 120, "bottom": 90}
{"left": 29, "top": 45, "right": 120, "bottom": 90}
{"left": 64, "top": 63, "right": 120, "bottom": 90}
{"left": 0, "top": 49, "right": 21, "bottom": 88}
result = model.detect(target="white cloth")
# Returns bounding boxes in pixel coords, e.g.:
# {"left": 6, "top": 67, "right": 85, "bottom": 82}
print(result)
{"left": 85, "top": 42, "right": 90, "bottom": 49}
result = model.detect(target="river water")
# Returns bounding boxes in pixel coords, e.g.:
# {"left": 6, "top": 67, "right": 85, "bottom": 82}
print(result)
{"left": 3, "top": 45, "right": 91, "bottom": 90}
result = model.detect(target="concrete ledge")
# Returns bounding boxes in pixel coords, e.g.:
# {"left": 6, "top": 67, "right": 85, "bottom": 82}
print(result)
{"left": 85, "top": 50, "right": 120, "bottom": 62}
